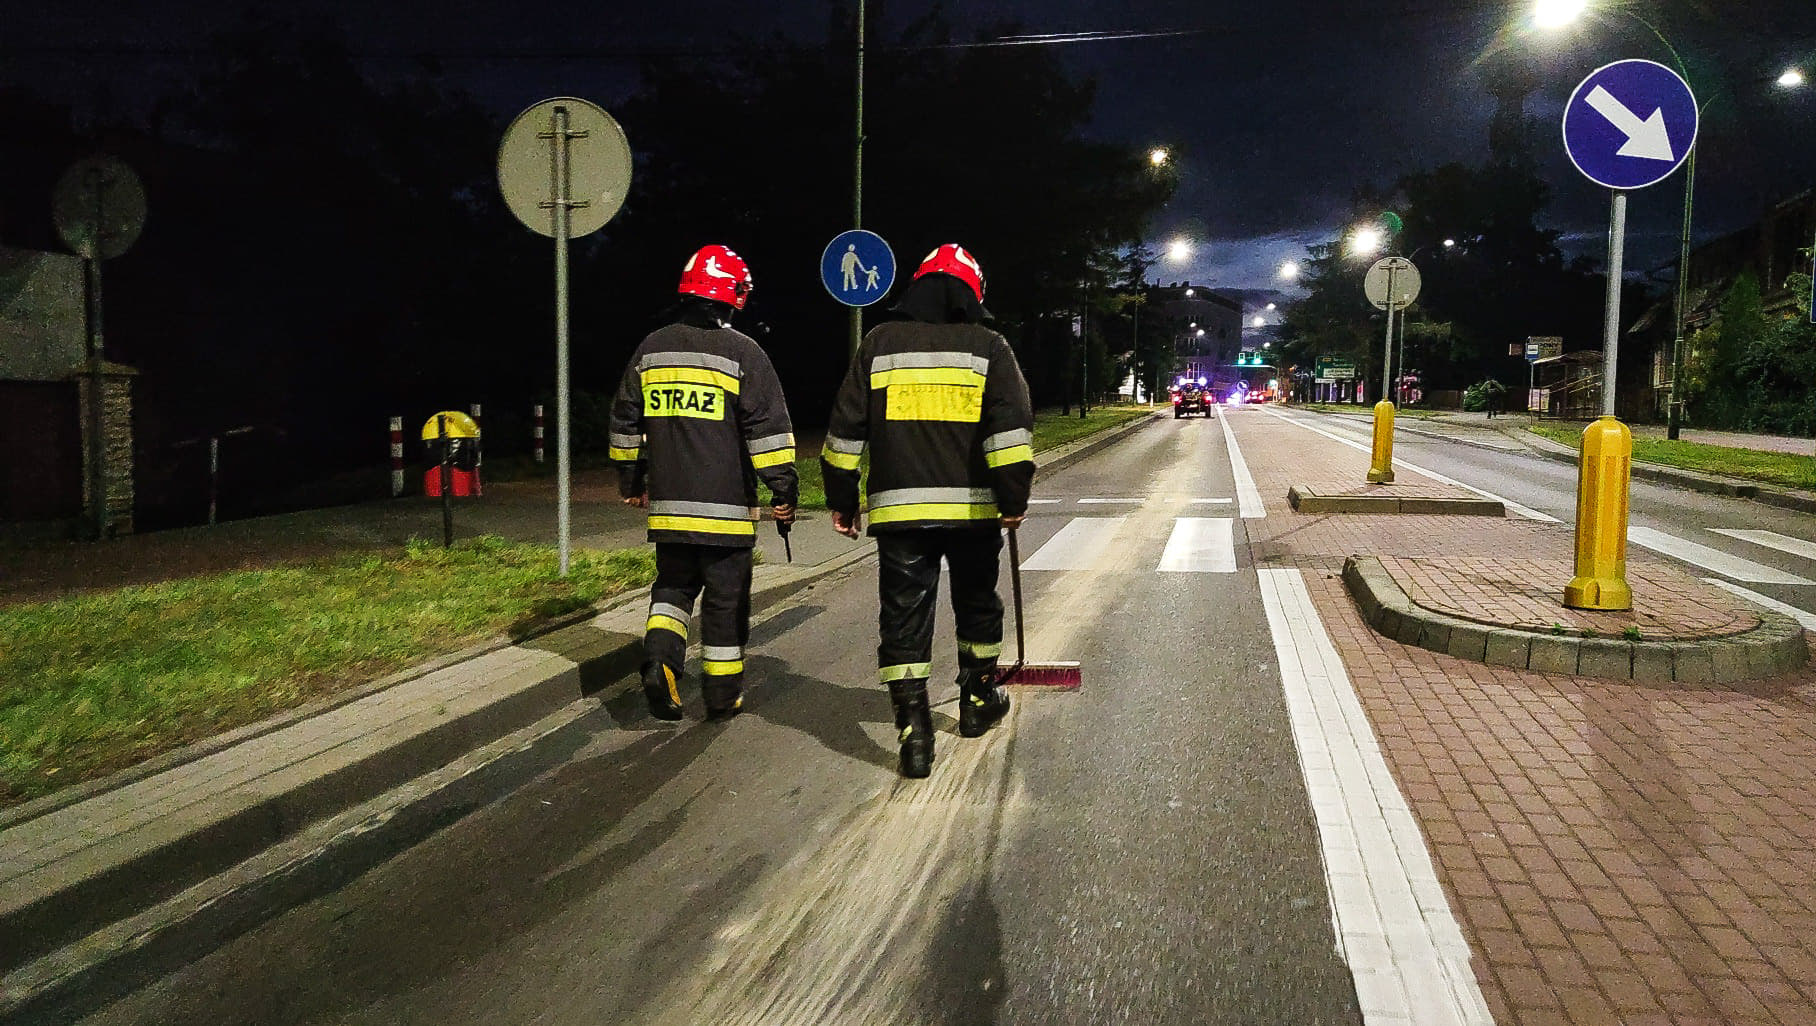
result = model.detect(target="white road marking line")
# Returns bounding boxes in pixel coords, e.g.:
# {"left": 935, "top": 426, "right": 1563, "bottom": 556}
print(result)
{"left": 1257, "top": 568, "right": 1495, "bottom": 1026}
{"left": 1628, "top": 526, "right": 1816, "bottom": 585}
{"left": 1019, "top": 517, "right": 1127, "bottom": 571}
{"left": 1157, "top": 517, "right": 1237, "bottom": 573}
{"left": 1703, "top": 578, "right": 1816, "bottom": 632}
{"left": 1709, "top": 528, "right": 1816, "bottom": 563}
{"left": 1191, "top": 497, "right": 1234, "bottom": 504}
{"left": 1076, "top": 497, "right": 1143, "bottom": 504}
{"left": 1216, "top": 404, "right": 1267, "bottom": 518}
{"left": 1264, "top": 409, "right": 1560, "bottom": 523}
{"left": 1026, "top": 499, "right": 1063, "bottom": 505}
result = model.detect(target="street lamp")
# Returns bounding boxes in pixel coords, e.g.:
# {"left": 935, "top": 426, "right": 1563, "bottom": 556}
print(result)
{"left": 1278, "top": 260, "right": 1300, "bottom": 280}
{"left": 1266, "top": 302, "right": 1277, "bottom": 310}
{"left": 1443, "top": 238, "right": 1456, "bottom": 248}
{"left": 1150, "top": 147, "right": 1171, "bottom": 166}
{"left": 1532, "top": 0, "right": 1587, "bottom": 29}
{"left": 1350, "top": 227, "right": 1384, "bottom": 257}
{"left": 1251, "top": 315, "right": 1266, "bottom": 328}
{"left": 1168, "top": 238, "right": 1193, "bottom": 262}
{"left": 1780, "top": 68, "right": 1807, "bottom": 89}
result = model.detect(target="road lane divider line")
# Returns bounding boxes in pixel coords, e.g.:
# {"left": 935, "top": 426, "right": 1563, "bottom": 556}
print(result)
{"left": 1709, "top": 528, "right": 1816, "bottom": 563}
{"left": 1076, "top": 497, "right": 1144, "bottom": 504}
{"left": 1257, "top": 568, "right": 1494, "bottom": 1026}
{"left": 1019, "top": 517, "right": 1127, "bottom": 571}
{"left": 1191, "top": 497, "right": 1234, "bottom": 504}
{"left": 1027, "top": 498, "right": 1063, "bottom": 504}
{"left": 1157, "top": 517, "right": 1237, "bottom": 573}
{"left": 1263, "top": 409, "right": 1560, "bottom": 523}
{"left": 1628, "top": 526, "right": 1815, "bottom": 586}
{"left": 1216, "top": 405, "right": 1266, "bottom": 519}
{"left": 1703, "top": 578, "right": 1816, "bottom": 632}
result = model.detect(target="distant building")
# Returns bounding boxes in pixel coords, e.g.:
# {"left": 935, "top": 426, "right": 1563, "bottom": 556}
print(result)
{"left": 1635, "top": 188, "right": 1815, "bottom": 413}
{"left": 1150, "top": 283, "right": 1242, "bottom": 381}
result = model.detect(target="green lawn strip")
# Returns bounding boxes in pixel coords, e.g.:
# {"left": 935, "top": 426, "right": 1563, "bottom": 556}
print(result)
{"left": 0, "top": 536, "right": 655, "bottom": 806}
{"left": 1528, "top": 424, "right": 1816, "bottom": 491}
{"left": 791, "top": 406, "right": 1153, "bottom": 510}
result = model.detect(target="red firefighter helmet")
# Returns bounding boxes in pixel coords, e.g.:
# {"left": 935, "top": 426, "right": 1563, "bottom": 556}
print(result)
{"left": 912, "top": 243, "right": 985, "bottom": 302}
{"left": 677, "top": 244, "right": 753, "bottom": 310}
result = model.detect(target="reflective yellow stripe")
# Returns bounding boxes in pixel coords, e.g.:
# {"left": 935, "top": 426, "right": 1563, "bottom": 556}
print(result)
{"left": 868, "top": 502, "right": 1000, "bottom": 525}
{"left": 609, "top": 446, "right": 641, "bottom": 461}
{"left": 647, "top": 515, "right": 757, "bottom": 536}
{"left": 640, "top": 366, "right": 741, "bottom": 394}
{"left": 646, "top": 614, "right": 688, "bottom": 638}
{"left": 870, "top": 367, "right": 987, "bottom": 389}
{"left": 703, "top": 659, "right": 744, "bottom": 676}
{"left": 984, "top": 444, "right": 1033, "bottom": 468}
{"left": 879, "top": 662, "right": 933, "bottom": 683}
{"left": 823, "top": 450, "right": 862, "bottom": 471}
{"left": 750, "top": 447, "right": 795, "bottom": 469}
{"left": 957, "top": 639, "right": 1003, "bottom": 658}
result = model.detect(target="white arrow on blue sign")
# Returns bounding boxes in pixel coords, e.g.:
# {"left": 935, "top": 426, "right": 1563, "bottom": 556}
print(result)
{"left": 820, "top": 229, "right": 896, "bottom": 307}
{"left": 1563, "top": 59, "right": 1698, "bottom": 191}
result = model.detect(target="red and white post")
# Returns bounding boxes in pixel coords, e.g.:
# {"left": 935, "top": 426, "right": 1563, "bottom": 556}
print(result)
{"left": 389, "top": 416, "right": 405, "bottom": 497}
{"left": 533, "top": 403, "right": 545, "bottom": 465}
{"left": 468, "top": 402, "right": 484, "bottom": 496}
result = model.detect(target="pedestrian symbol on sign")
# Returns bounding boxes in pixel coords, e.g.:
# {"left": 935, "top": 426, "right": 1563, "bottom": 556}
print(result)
{"left": 822, "top": 230, "right": 896, "bottom": 307}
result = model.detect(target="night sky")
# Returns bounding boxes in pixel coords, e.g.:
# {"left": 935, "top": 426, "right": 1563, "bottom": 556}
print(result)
{"left": 4, "top": 0, "right": 1813, "bottom": 297}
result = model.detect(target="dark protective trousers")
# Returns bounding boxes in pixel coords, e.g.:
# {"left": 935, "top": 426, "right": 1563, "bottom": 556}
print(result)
{"left": 876, "top": 529, "right": 1005, "bottom": 685}
{"left": 644, "top": 543, "right": 753, "bottom": 694}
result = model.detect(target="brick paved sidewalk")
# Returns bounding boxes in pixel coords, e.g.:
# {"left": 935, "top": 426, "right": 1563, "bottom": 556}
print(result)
{"left": 1232, "top": 409, "right": 1816, "bottom": 1025}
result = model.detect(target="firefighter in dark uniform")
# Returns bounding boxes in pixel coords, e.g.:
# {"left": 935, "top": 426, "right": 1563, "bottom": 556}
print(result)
{"left": 611, "top": 244, "right": 798, "bottom": 720}
{"left": 821, "top": 244, "right": 1035, "bottom": 778}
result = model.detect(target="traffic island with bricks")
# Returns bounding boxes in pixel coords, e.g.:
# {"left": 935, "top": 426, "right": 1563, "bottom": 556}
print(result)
{"left": 1342, "top": 554, "right": 1808, "bottom": 684}
{"left": 1288, "top": 481, "right": 1505, "bottom": 516}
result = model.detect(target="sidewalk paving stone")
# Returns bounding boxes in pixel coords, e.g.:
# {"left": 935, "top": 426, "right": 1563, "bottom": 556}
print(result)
{"left": 1229, "top": 408, "right": 1816, "bottom": 1026}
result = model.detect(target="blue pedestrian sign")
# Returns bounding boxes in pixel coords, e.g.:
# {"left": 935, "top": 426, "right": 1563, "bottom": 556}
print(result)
{"left": 820, "top": 229, "right": 895, "bottom": 307}
{"left": 1563, "top": 59, "right": 1698, "bottom": 191}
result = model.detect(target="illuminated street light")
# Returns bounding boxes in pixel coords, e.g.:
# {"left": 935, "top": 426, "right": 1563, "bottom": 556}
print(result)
{"left": 1251, "top": 316, "right": 1266, "bottom": 328}
{"left": 1533, "top": 0, "right": 1587, "bottom": 29}
{"left": 1350, "top": 227, "right": 1384, "bottom": 257}
{"left": 1443, "top": 238, "right": 1457, "bottom": 248}
{"left": 1149, "top": 147, "right": 1171, "bottom": 166}
{"left": 1168, "top": 238, "right": 1193, "bottom": 262}
{"left": 1195, "top": 329, "right": 1206, "bottom": 337}
{"left": 1780, "top": 68, "right": 1807, "bottom": 89}
{"left": 1278, "top": 261, "right": 1300, "bottom": 280}
{"left": 1265, "top": 302, "right": 1277, "bottom": 310}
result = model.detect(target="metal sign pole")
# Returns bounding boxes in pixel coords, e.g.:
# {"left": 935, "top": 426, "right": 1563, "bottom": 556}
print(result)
{"left": 1603, "top": 192, "right": 1626, "bottom": 416}
{"left": 551, "top": 105, "right": 574, "bottom": 576}
{"left": 1380, "top": 263, "right": 1396, "bottom": 402}
{"left": 850, "top": 0, "right": 866, "bottom": 358}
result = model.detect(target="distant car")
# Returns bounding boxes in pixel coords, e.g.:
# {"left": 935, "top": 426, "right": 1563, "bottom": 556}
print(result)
{"left": 1173, "top": 381, "right": 1210, "bottom": 418}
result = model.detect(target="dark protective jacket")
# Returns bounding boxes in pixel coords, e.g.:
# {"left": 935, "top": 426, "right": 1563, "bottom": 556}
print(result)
{"left": 820, "top": 276, "right": 1035, "bottom": 533}
{"left": 610, "top": 303, "right": 797, "bottom": 546}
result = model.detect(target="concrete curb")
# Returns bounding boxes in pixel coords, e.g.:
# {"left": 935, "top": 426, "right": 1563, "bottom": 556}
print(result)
{"left": 0, "top": 554, "right": 874, "bottom": 1026}
{"left": 1287, "top": 484, "right": 1504, "bottom": 517}
{"left": 1341, "top": 555, "right": 1808, "bottom": 685}
{"left": 1034, "top": 408, "right": 1168, "bottom": 478}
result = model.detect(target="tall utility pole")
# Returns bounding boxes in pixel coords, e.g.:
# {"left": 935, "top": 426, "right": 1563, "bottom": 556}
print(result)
{"left": 849, "top": 0, "right": 866, "bottom": 357}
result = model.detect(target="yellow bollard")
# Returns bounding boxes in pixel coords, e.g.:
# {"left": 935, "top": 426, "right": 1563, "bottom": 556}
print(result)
{"left": 1366, "top": 401, "right": 1396, "bottom": 484}
{"left": 1564, "top": 415, "right": 1633, "bottom": 610}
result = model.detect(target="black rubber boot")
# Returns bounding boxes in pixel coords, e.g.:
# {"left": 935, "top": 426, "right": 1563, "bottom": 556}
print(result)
{"left": 957, "top": 668, "right": 1011, "bottom": 738}
{"left": 642, "top": 661, "right": 684, "bottom": 721}
{"left": 703, "top": 679, "right": 744, "bottom": 721}
{"left": 888, "top": 680, "right": 935, "bottom": 778}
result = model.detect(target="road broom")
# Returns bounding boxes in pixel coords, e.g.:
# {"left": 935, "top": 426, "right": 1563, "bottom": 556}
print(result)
{"left": 997, "top": 528, "right": 1082, "bottom": 689}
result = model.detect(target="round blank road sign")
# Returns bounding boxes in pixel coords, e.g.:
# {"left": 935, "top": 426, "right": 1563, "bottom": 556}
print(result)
{"left": 1364, "top": 257, "right": 1421, "bottom": 310}
{"left": 497, "top": 97, "right": 631, "bottom": 239}
{"left": 53, "top": 156, "right": 147, "bottom": 260}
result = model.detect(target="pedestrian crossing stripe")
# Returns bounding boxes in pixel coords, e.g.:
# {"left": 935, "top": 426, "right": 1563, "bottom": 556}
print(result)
{"left": 1019, "top": 516, "right": 1237, "bottom": 573}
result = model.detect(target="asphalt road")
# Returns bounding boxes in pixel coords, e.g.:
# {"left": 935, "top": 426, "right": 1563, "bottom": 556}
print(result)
{"left": 1267, "top": 408, "right": 1816, "bottom": 625}
{"left": 79, "top": 411, "right": 1363, "bottom": 1026}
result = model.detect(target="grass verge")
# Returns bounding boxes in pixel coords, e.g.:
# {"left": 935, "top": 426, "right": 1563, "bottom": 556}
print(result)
{"left": 1296, "top": 402, "right": 1450, "bottom": 420}
{"left": 0, "top": 536, "right": 655, "bottom": 806}
{"left": 1528, "top": 424, "right": 1816, "bottom": 491}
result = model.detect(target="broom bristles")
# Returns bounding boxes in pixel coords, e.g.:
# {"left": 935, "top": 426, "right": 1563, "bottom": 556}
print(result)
{"left": 1000, "top": 661, "right": 1082, "bottom": 689}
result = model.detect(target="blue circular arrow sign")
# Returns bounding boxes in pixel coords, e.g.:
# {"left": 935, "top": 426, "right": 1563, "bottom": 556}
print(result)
{"left": 1563, "top": 59, "right": 1698, "bottom": 191}
{"left": 820, "top": 229, "right": 895, "bottom": 307}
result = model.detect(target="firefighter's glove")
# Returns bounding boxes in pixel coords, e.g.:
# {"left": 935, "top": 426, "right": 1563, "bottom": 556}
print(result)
{"left": 772, "top": 503, "right": 796, "bottom": 526}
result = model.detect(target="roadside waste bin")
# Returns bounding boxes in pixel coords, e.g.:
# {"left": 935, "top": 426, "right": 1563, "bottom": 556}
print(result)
{"left": 422, "top": 410, "right": 481, "bottom": 497}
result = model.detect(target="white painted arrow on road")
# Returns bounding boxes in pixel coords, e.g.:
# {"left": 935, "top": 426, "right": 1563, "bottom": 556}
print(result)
{"left": 1586, "top": 85, "right": 1675, "bottom": 161}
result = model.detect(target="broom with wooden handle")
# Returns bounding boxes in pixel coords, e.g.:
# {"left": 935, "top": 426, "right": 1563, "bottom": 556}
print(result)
{"left": 997, "top": 527, "right": 1082, "bottom": 689}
